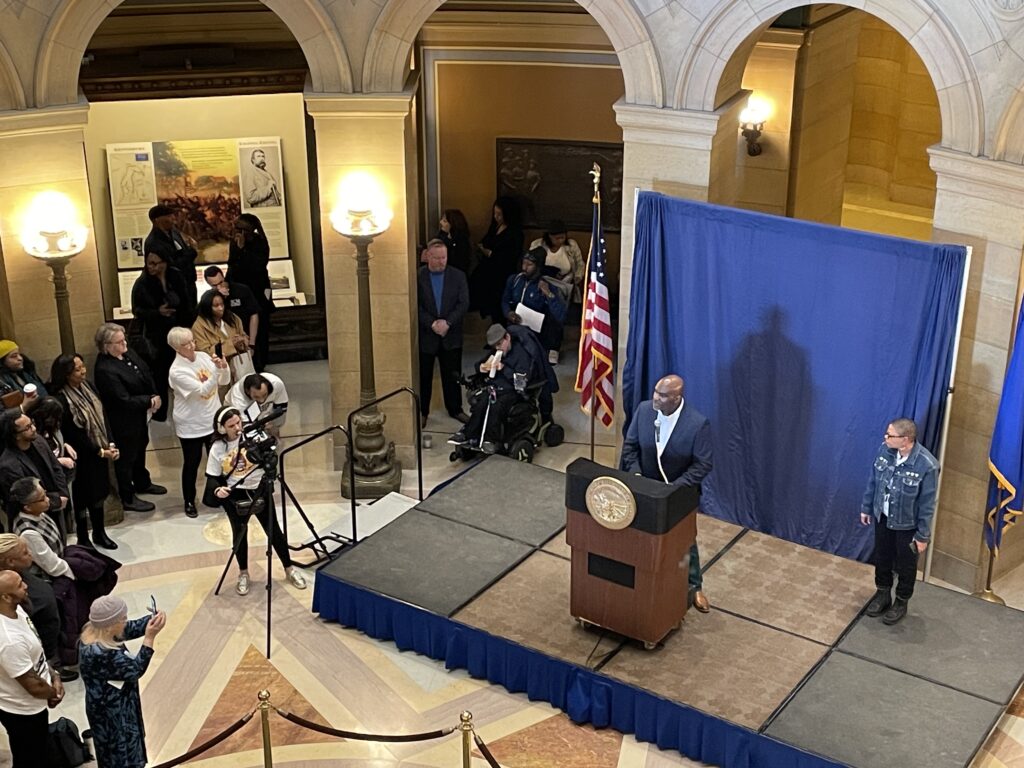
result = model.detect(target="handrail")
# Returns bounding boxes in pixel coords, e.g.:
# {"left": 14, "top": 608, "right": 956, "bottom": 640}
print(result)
{"left": 278, "top": 424, "right": 353, "bottom": 565}
{"left": 345, "top": 387, "right": 423, "bottom": 543}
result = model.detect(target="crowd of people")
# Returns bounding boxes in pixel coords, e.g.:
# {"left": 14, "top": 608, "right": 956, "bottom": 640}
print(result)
{"left": 0, "top": 204, "right": 300, "bottom": 765}
{"left": 418, "top": 199, "right": 585, "bottom": 442}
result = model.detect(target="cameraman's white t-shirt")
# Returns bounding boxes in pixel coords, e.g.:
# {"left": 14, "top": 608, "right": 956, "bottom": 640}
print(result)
{"left": 207, "top": 438, "right": 264, "bottom": 490}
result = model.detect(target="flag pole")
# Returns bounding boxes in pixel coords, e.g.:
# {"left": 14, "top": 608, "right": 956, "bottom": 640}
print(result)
{"left": 972, "top": 485, "right": 1007, "bottom": 604}
{"left": 588, "top": 163, "right": 601, "bottom": 462}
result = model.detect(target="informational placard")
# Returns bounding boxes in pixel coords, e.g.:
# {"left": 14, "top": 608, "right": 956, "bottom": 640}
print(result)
{"left": 106, "top": 136, "right": 289, "bottom": 271}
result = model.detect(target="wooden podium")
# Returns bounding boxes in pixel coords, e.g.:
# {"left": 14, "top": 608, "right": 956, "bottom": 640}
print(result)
{"left": 565, "top": 458, "right": 699, "bottom": 648}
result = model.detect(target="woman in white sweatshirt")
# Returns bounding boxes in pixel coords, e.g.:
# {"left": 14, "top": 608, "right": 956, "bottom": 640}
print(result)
{"left": 167, "top": 326, "right": 230, "bottom": 518}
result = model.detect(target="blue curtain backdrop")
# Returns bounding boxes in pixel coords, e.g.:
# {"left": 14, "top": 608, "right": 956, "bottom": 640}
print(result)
{"left": 622, "top": 192, "right": 966, "bottom": 560}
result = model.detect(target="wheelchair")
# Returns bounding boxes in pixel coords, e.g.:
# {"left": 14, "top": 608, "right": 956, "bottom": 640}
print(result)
{"left": 448, "top": 374, "right": 564, "bottom": 463}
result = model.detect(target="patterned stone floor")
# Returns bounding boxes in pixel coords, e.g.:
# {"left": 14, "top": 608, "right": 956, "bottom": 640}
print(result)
{"left": 0, "top": 356, "right": 1021, "bottom": 767}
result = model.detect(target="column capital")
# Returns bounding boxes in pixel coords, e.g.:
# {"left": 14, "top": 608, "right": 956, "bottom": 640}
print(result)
{"left": 304, "top": 82, "right": 417, "bottom": 120}
{"left": 929, "top": 146, "right": 1024, "bottom": 207}
{"left": 0, "top": 101, "right": 89, "bottom": 139}
{"left": 614, "top": 92, "right": 748, "bottom": 151}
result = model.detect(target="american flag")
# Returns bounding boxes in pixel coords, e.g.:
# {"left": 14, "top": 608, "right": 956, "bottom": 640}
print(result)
{"left": 574, "top": 171, "right": 614, "bottom": 427}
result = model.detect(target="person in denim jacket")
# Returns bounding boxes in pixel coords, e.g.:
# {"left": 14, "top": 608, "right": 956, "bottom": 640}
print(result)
{"left": 859, "top": 418, "right": 939, "bottom": 625}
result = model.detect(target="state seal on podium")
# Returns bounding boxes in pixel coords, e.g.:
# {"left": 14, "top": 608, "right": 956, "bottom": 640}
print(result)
{"left": 585, "top": 476, "right": 636, "bottom": 530}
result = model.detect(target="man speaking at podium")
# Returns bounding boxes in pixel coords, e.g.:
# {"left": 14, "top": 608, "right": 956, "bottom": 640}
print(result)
{"left": 620, "top": 374, "right": 713, "bottom": 612}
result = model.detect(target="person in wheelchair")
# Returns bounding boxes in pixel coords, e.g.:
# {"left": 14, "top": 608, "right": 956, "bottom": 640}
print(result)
{"left": 448, "top": 323, "right": 554, "bottom": 455}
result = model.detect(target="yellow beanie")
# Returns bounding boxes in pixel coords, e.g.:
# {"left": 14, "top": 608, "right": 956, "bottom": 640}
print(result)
{"left": 0, "top": 340, "right": 16, "bottom": 360}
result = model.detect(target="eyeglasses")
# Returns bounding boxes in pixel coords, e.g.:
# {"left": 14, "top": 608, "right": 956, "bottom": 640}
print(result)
{"left": 26, "top": 494, "right": 47, "bottom": 505}
{"left": 884, "top": 432, "right": 906, "bottom": 440}
{"left": 15, "top": 423, "right": 36, "bottom": 434}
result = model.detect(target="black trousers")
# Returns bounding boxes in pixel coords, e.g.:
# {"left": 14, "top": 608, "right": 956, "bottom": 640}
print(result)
{"left": 538, "top": 315, "right": 564, "bottom": 352}
{"left": 224, "top": 494, "right": 290, "bottom": 570}
{"left": 465, "top": 389, "right": 518, "bottom": 444}
{"left": 253, "top": 308, "right": 271, "bottom": 372}
{"left": 178, "top": 435, "right": 212, "bottom": 505}
{"left": 419, "top": 346, "right": 463, "bottom": 417}
{"left": 0, "top": 708, "right": 52, "bottom": 768}
{"left": 873, "top": 518, "right": 919, "bottom": 600}
{"left": 113, "top": 425, "right": 152, "bottom": 503}
{"left": 24, "top": 572, "right": 60, "bottom": 662}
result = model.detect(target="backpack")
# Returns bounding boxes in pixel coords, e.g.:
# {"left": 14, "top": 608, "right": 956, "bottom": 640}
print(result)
{"left": 46, "top": 716, "right": 92, "bottom": 768}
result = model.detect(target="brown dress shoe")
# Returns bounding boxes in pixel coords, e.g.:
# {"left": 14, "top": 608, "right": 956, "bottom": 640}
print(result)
{"left": 420, "top": 414, "right": 428, "bottom": 429}
{"left": 692, "top": 590, "right": 711, "bottom": 613}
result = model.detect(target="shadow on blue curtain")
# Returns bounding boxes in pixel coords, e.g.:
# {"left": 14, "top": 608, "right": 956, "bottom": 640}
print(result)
{"left": 622, "top": 192, "right": 966, "bottom": 560}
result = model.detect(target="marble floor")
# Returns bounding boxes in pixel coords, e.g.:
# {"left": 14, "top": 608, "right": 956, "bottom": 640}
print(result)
{"left": 2, "top": 340, "right": 1022, "bottom": 767}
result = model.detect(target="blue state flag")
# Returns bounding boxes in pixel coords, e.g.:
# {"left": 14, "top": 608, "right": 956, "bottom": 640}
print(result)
{"left": 987, "top": 305, "right": 1024, "bottom": 552}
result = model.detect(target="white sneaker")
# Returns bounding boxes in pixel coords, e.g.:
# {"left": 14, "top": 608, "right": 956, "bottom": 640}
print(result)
{"left": 548, "top": 350, "right": 559, "bottom": 364}
{"left": 287, "top": 569, "right": 307, "bottom": 589}
{"left": 236, "top": 573, "right": 250, "bottom": 596}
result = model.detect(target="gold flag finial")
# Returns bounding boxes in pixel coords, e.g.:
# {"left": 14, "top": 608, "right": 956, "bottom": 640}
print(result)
{"left": 590, "top": 162, "right": 601, "bottom": 203}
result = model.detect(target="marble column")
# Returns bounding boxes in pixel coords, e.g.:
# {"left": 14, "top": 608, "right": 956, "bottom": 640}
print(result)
{"left": 928, "top": 147, "right": 1024, "bottom": 589}
{"left": 612, "top": 99, "right": 745, "bottom": 421}
{"left": 0, "top": 103, "right": 105, "bottom": 362}
{"left": 305, "top": 90, "right": 419, "bottom": 470}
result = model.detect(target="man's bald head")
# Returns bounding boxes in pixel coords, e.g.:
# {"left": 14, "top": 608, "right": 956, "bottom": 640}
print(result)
{"left": 0, "top": 569, "right": 26, "bottom": 610}
{"left": 653, "top": 375, "right": 684, "bottom": 415}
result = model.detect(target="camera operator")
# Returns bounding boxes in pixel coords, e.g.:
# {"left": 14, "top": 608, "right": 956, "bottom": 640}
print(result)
{"left": 226, "top": 373, "right": 287, "bottom": 438}
{"left": 205, "top": 406, "right": 306, "bottom": 596}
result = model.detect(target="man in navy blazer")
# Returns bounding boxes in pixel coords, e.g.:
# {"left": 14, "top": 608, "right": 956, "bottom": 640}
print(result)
{"left": 418, "top": 240, "right": 471, "bottom": 428}
{"left": 620, "top": 374, "right": 713, "bottom": 612}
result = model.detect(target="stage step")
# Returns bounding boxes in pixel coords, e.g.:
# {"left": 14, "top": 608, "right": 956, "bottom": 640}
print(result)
{"left": 291, "top": 492, "right": 419, "bottom": 545}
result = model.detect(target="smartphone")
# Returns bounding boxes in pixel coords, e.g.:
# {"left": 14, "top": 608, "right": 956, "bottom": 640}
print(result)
{"left": 148, "top": 595, "right": 157, "bottom": 615}
{"left": 214, "top": 342, "right": 223, "bottom": 358}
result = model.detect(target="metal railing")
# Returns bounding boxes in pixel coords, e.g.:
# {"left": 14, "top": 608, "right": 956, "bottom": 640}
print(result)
{"left": 278, "top": 424, "right": 353, "bottom": 567}
{"left": 345, "top": 387, "right": 424, "bottom": 543}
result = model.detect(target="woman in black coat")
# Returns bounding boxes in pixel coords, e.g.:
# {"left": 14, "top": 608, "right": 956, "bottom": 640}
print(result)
{"left": 131, "top": 250, "right": 195, "bottom": 422}
{"left": 92, "top": 323, "right": 165, "bottom": 514}
{"left": 474, "top": 197, "right": 523, "bottom": 325}
{"left": 437, "top": 208, "right": 472, "bottom": 275}
{"left": 226, "top": 213, "right": 273, "bottom": 372}
{"left": 50, "top": 354, "right": 120, "bottom": 549}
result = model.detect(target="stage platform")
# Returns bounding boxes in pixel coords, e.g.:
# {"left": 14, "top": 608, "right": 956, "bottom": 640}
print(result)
{"left": 313, "top": 456, "right": 1024, "bottom": 768}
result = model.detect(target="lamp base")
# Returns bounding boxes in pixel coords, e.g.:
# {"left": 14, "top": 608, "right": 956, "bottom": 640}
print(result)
{"left": 341, "top": 407, "right": 403, "bottom": 499}
{"left": 341, "top": 461, "right": 403, "bottom": 499}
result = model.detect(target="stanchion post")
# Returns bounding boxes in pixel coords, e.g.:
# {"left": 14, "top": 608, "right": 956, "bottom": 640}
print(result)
{"left": 972, "top": 545, "right": 1007, "bottom": 605}
{"left": 258, "top": 690, "right": 274, "bottom": 768}
{"left": 458, "top": 710, "right": 474, "bottom": 768}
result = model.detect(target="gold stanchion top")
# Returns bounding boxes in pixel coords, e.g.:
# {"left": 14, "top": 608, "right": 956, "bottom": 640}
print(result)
{"left": 258, "top": 690, "right": 271, "bottom": 703}
{"left": 459, "top": 711, "right": 473, "bottom": 727}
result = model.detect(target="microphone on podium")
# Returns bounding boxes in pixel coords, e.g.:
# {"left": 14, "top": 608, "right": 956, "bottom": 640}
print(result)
{"left": 654, "top": 415, "right": 662, "bottom": 443}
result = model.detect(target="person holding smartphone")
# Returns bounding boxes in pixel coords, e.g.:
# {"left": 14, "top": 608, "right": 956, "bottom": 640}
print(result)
{"left": 79, "top": 594, "right": 165, "bottom": 768}
{"left": 168, "top": 327, "right": 230, "bottom": 519}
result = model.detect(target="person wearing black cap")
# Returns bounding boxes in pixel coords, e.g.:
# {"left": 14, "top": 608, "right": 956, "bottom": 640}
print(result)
{"left": 501, "top": 247, "right": 567, "bottom": 364}
{"left": 448, "top": 323, "right": 546, "bottom": 454}
{"left": 143, "top": 204, "right": 199, "bottom": 308}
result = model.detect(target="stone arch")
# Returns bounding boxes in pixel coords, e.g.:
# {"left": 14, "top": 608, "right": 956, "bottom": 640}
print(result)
{"left": 674, "top": 0, "right": 984, "bottom": 156}
{"left": 0, "top": 39, "right": 25, "bottom": 111}
{"left": 34, "top": 0, "right": 352, "bottom": 108}
{"left": 363, "top": 0, "right": 663, "bottom": 106}
{"left": 993, "top": 87, "right": 1024, "bottom": 164}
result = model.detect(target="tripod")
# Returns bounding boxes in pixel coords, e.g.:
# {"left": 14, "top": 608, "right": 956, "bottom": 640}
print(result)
{"left": 212, "top": 449, "right": 282, "bottom": 660}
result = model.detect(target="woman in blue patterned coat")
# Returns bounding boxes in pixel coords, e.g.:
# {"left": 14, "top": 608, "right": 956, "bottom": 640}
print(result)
{"left": 78, "top": 595, "right": 166, "bottom": 767}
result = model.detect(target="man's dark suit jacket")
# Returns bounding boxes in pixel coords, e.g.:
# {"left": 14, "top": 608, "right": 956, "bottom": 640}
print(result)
{"left": 418, "top": 266, "right": 470, "bottom": 354}
{"left": 620, "top": 400, "right": 713, "bottom": 488}
{"left": 0, "top": 435, "right": 70, "bottom": 525}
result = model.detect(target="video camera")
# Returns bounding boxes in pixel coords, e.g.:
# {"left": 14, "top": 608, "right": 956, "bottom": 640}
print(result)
{"left": 240, "top": 403, "right": 286, "bottom": 470}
